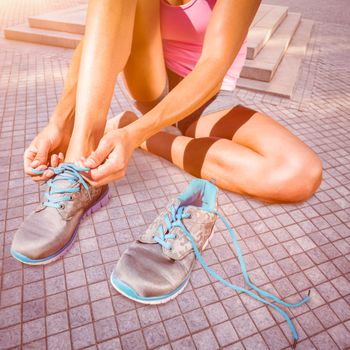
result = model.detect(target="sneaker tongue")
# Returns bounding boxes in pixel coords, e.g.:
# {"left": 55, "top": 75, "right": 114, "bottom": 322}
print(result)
{"left": 166, "top": 198, "right": 181, "bottom": 212}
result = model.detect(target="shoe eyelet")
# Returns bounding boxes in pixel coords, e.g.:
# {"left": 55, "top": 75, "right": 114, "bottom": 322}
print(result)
{"left": 59, "top": 204, "right": 65, "bottom": 209}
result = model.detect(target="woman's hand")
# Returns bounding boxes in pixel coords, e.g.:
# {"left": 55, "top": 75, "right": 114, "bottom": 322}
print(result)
{"left": 24, "top": 122, "right": 71, "bottom": 182}
{"left": 82, "top": 128, "right": 136, "bottom": 186}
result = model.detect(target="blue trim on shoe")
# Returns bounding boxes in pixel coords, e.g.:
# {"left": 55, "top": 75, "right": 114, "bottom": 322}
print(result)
{"left": 111, "top": 273, "right": 191, "bottom": 302}
{"left": 11, "top": 247, "right": 63, "bottom": 264}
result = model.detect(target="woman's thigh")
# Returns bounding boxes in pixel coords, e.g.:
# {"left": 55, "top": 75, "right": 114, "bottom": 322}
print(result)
{"left": 122, "top": 0, "right": 167, "bottom": 104}
{"left": 185, "top": 103, "right": 321, "bottom": 169}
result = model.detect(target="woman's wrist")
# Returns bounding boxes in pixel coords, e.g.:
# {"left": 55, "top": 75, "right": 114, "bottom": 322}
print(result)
{"left": 122, "top": 123, "right": 142, "bottom": 149}
{"left": 48, "top": 110, "right": 74, "bottom": 132}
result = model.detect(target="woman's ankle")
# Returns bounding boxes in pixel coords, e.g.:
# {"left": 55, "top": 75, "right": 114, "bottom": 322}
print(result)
{"left": 65, "top": 131, "right": 103, "bottom": 163}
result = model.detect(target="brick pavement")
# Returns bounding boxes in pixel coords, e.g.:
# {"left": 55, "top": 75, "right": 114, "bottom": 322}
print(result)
{"left": 0, "top": 1, "right": 350, "bottom": 350}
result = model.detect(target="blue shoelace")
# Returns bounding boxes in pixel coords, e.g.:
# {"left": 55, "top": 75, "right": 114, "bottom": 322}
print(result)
{"left": 153, "top": 204, "right": 311, "bottom": 347}
{"left": 31, "top": 163, "right": 90, "bottom": 209}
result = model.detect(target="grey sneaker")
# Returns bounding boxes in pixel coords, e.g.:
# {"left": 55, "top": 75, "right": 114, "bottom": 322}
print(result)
{"left": 111, "top": 178, "right": 312, "bottom": 347}
{"left": 11, "top": 163, "right": 109, "bottom": 265}
{"left": 110, "top": 178, "right": 217, "bottom": 304}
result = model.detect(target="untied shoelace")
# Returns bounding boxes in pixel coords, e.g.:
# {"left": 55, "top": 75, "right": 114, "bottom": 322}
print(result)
{"left": 153, "top": 204, "right": 311, "bottom": 347}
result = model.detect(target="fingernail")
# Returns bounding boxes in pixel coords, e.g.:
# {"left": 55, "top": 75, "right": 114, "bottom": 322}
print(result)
{"left": 31, "top": 160, "right": 40, "bottom": 167}
{"left": 85, "top": 158, "right": 94, "bottom": 167}
{"left": 45, "top": 170, "right": 54, "bottom": 177}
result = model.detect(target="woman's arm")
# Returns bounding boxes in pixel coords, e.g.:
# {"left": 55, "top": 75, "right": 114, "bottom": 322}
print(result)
{"left": 83, "top": 0, "right": 261, "bottom": 185}
{"left": 124, "top": 0, "right": 261, "bottom": 148}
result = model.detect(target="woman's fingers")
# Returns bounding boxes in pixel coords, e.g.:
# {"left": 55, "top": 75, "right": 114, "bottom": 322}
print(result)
{"left": 51, "top": 154, "right": 59, "bottom": 167}
{"left": 30, "top": 139, "right": 50, "bottom": 169}
{"left": 24, "top": 145, "right": 38, "bottom": 175}
{"left": 58, "top": 152, "right": 65, "bottom": 164}
{"left": 88, "top": 167, "right": 125, "bottom": 187}
{"left": 30, "top": 164, "right": 50, "bottom": 182}
{"left": 84, "top": 135, "right": 115, "bottom": 168}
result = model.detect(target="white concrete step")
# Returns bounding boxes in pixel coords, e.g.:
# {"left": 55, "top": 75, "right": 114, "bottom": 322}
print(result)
{"left": 28, "top": 5, "right": 86, "bottom": 34}
{"left": 241, "top": 12, "right": 301, "bottom": 82}
{"left": 26, "top": 3, "right": 287, "bottom": 60}
{"left": 4, "top": 24, "right": 82, "bottom": 49}
{"left": 247, "top": 5, "right": 288, "bottom": 59}
{"left": 237, "top": 19, "right": 314, "bottom": 98}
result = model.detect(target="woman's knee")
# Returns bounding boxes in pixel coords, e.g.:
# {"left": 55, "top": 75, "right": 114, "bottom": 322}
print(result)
{"left": 267, "top": 154, "right": 323, "bottom": 203}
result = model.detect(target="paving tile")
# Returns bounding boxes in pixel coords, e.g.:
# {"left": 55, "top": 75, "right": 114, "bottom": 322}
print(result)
{"left": 172, "top": 336, "right": 196, "bottom": 350}
{"left": 328, "top": 324, "right": 350, "bottom": 349}
{"left": 231, "top": 314, "right": 258, "bottom": 338}
{"left": 137, "top": 305, "right": 161, "bottom": 327}
{"left": 204, "top": 302, "right": 229, "bottom": 325}
{"left": 69, "top": 304, "right": 92, "bottom": 328}
{"left": 66, "top": 270, "right": 87, "bottom": 289}
{"left": 46, "top": 311, "right": 69, "bottom": 335}
{"left": 88, "top": 281, "right": 110, "bottom": 301}
{"left": 184, "top": 308, "right": 210, "bottom": 333}
{"left": 297, "top": 311, "right": 324, "bottom": 337}
{"left": 71, "top": 324, "right": 96, "bottom": 349}
{"left": 23, "top": 299, "right": 45, "bottom": 322}
{"left": 46, "top": 275, "right": 66, "bottom": 296}
{"left": 143, "top": 323, "right": 169, "bottom": 349}
{"left": 86, "top": 264, "right": 107, "bottom": 283}
{"left": 23, "top": 338, "right": 47, "bottom": 350}
{"left": 250, "top": 306, "right": 276, "bottom": 331}
{"left": 177, "top": 291, "right": 200, "bottom": 313}
{"left": 330, "top": 298, "right": 350, "bottom": 322}
{"left": 192, "top": 328, "right": 219, "bottom": 350}
{"left": 22, "top": 317, "right": 46, "bottom": 344}
{"left": 47, "top": 331, "right": 72, "bottom": 350}
{"left": 316, "top": 281, "right": 341, "bottom": 302}
{"left": 0, "top": 304, "right": 21, "bottom": 328}
{"left": 116, "top": 310, "right": 141, "bottom": 334}
{"left": 23, "top": 280, "right": 44, "bottom": 302}
{"left": 164, "top": 315, "right": 189, "bottom": 341}
{"left": 97, "top": 338, "right": 122, "bottom": 350}
{"left": 0, "top": 286, "right": 22, "bottom": 307}
{"left": 94, "top": 316, "right": 118, "bottom": 342}
{"left": 311, "top": 331, "right": 338, "bottom": 350}
{"left": 91, "top": 298, "right": 114, "bottom": 321}
{"left": 195, "top": 284, "right": 219, "bottom": 306}
{"left": 68, "top": 286, "right": 89, "bottom": 308}
{"left": 243, "top": 333, "right": 268, "bottom": 350}
{"left": 112, "top": 294, "right": 136, "bottom": 315}
{"left": 0, "top": 324, "right": 21, "bottom": 349}
{"left": 121, "top": 330, "right": 147, "bottom": 350}
{"left": 212, "top": 320, "right": 239, "bottom": 347}
{"left": 313, "top": 304, "right": 341, "bottom": 328}
{"left": 261, "top": 326, "right": 289, "bottom": 350}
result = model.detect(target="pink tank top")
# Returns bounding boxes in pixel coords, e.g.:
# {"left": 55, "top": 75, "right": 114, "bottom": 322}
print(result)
{"left": 160, "top": 0, "right": 247, "bottom": 91}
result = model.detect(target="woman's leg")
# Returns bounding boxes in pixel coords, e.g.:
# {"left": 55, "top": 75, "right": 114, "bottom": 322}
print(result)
{"left": 138, "top": 104, "right": 322, "bottom": 203}
{"left": 64, "top": 0, "right": 138, "bottom": 162}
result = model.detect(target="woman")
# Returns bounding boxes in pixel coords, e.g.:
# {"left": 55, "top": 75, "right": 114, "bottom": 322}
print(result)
{"left": 23, "top": 0, "right": 322, "bottom": 204}
{"left": 11, "top": 0, "right": 321, "bottom": 275}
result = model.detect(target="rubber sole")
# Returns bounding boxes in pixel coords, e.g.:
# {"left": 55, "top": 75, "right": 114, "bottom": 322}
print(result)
{"left": 11, "top": 187, "right": 110, "bottom": 265}
{"left": 110, "top": 273, "right": 191, "bottom": 305}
